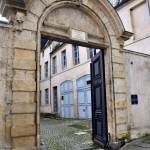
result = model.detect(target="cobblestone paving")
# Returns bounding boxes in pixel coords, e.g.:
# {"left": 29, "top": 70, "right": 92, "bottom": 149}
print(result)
{"left": 40, "top": 118, "right": 103, "bottom": 150}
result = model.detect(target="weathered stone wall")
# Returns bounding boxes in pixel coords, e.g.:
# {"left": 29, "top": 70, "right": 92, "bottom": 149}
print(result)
{"left": 0, "top": 24, "right": 14, "bottom": 149}
{"left": 11, "top": 25, "right": 37, "bottom": 149}
{"left": 0, "top": 13, "right": 37, "bottom": 150}
{"left": 112, "top": 48, "right": 128, "bottom": 140}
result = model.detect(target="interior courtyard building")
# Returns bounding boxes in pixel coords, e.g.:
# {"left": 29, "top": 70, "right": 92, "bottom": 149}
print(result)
{"left": 0, "top": 0, "right": 150, "bottom": 149}
{"left": 40, "top": 41, "right": 101, "bottom": 119}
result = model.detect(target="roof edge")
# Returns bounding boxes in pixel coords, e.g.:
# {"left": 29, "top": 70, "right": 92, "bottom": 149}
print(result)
{"left": 115, "top": 0, "right": 133, "bottom": 9}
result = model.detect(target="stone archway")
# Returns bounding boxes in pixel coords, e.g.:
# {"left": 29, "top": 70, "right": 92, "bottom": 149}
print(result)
{"left": 0, "top": 0, "right": 132, "bottom": 149}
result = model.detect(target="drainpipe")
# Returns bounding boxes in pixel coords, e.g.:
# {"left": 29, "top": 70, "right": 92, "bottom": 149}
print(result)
{"left": 36, "top": 33, "right": 41, "bottom": 150}
{"left": 49, "top": 46, "right": 52, "bottom": 112}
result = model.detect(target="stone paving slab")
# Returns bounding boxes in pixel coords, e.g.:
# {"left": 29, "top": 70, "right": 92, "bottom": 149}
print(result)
{"left": 120, "top": 136, "right": 150, "bottom": 150}
{"left": 40, "top": 118, "right": 103, "bottom": 150}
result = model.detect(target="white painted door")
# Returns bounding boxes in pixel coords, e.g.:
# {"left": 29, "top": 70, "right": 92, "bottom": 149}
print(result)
{"left": 61, "top": 81, "right": 74, "bottom": 118}
{"left": 77, "top": 75, "right": 91, "bottom": 119}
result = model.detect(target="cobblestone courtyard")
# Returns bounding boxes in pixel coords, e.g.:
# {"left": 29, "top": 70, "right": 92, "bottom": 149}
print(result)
{"left": 40, "top": 118, "right": 102, "bottom": 150}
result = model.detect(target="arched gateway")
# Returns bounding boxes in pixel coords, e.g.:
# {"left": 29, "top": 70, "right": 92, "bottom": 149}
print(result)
{"left": 0, "top": 0, "right": 132, "bottom": 149}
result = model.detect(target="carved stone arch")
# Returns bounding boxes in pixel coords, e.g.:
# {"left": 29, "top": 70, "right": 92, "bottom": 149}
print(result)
{"left": 97, "top": 0, "right": 125, "bottom": 36}
{"left": 35, "top": 3, "right": 115, "bottom": 149}
{"left": 37, "top": 1, "right": 111, "bottom": 49}
{"left": 35, "top": 0, "right": 132, "bottom": 148}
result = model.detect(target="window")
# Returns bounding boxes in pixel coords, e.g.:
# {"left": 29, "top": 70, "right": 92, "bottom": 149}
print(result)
{"left": 45, "top": 61, "right": 48, "bottom": 78}
{"left": 53, "top": 86, "right": 58, "bottom": 112}
{"left": 40, "top": 91, "right": 41, "bottom": 105}
{"left": 73, "top": 45, "right": 80, "bottom": 65}
{"left": 45, "top": 89, "right": 49, "bottom": 105}
{"left": 40, "top": 65, "right": 41, "bottom": 80}
{"left": 53, "top": 56, "right": 57, "bottom": 74}
{"left": 62, "top": 50, "right": 67, "bottom": 70}
{"left": 88, "top": 48, "right": 96, "bottom": 59}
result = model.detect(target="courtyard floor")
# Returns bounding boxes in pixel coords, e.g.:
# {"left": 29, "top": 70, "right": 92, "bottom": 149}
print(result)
{"left": 40, "top": 118, "right": 103, "bottom": 150}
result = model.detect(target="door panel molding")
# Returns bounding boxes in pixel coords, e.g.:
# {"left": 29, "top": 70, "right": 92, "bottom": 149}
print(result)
{"left": 91, "top": 51, "right": 108, "bottom": 149}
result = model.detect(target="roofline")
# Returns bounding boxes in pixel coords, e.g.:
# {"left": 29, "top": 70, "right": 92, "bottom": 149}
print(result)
{"left": 50, "top": 43, "right": 66, "bottom": 55}
{"left": 0, "top": 20, "right": 8, "bottom": 24}
{"left": 115, "top": 0, "right": 133, "bottom": 9}
{"left": 41, "top": 40, "right": 52, "bottom": 52}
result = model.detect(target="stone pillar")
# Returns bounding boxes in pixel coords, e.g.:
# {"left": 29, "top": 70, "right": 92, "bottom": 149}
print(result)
{"left": 112, "top": 48, "right": 129, "bottom": 140}
{"left": 0, "top": 23, "right": 14, "bottom": 150}
{"left": 10, "top": 11, "right": 37, "bottom": 149}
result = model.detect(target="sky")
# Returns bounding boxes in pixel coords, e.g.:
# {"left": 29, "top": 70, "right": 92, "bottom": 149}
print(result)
{"left": 0, "top": 14, "right": 8, "bottom": 22}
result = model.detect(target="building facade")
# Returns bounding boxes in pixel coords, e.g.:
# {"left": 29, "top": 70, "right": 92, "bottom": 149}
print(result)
{"left": 40, "top": 44, "right": 51, "bottom": 113}
{"left": 40, "top": 42, "right": 99, "bottom": 119}
{"left": 50, "top": 43, "right": 99, "bottom": 119}
{"left": 116, "top": 0, "right": 150, "bottom": 139}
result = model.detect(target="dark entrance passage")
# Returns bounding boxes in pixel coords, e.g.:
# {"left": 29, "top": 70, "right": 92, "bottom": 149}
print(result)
{"left": 91, "top": 51, "right": 108, "bottom": 149}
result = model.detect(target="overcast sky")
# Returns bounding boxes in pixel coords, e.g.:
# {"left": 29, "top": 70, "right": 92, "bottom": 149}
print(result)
{"left": 0, "top": 14, "right": 8, "bottom": 21}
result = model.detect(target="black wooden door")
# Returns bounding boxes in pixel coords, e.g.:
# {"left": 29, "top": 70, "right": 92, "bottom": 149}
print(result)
{"left": 91, "top": 50, "right": 108, "bottom": 149}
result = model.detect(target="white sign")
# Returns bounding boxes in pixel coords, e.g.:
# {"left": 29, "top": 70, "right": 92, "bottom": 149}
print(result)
{"left": 71, "top": 29, "right": 86, "bottom": 42}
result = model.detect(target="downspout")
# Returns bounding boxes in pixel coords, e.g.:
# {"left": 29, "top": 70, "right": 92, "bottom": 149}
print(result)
{"left": 36, "top": 32, "right": 41, "bottom": 150}
{"left": 49, "top": 47, "right": 52, "bottom": 110}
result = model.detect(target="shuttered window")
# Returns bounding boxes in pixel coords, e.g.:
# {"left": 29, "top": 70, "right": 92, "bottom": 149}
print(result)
{"left": 73, "top": 45, "right": 80, "bottom": 65}
{"left": 62, "top": 50, "right": 67, "bottom": 70}
{"left": 53, "top": 56, "right": 57, "bottom": 74}
{"left": 45, "top": 61, "right": 48, "bottom": 78}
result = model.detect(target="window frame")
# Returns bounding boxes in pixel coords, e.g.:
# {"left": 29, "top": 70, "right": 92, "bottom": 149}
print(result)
{"left": 45, "top": 88, "right": 49, "bottom": 105}
{"left": 40, "top": 65, "right": 41, "bottom": 80}
{"left": 61, "top": 50, "right": 67, "bottom": 70}
{"left": 45, "top": 61, "right": 48, "bottom": 78}
{"left": 40, "top": 90, "right": 42, "bottom": 105}
{"left": 88, "top": 48, "right": 96, "bottom": 59}
{"left": 53, "top": 56, "right": 57, "bottom": 74}
{"left": 73, "top": 45, "right": 80, "bottom": 65}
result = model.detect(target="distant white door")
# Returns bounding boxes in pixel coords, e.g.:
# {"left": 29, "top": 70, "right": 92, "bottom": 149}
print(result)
{"left": 77, "top": 75, "right": 91, "bottom": 119}
{"left": 60, "top": 81, "right": 74, "bottom": 118}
